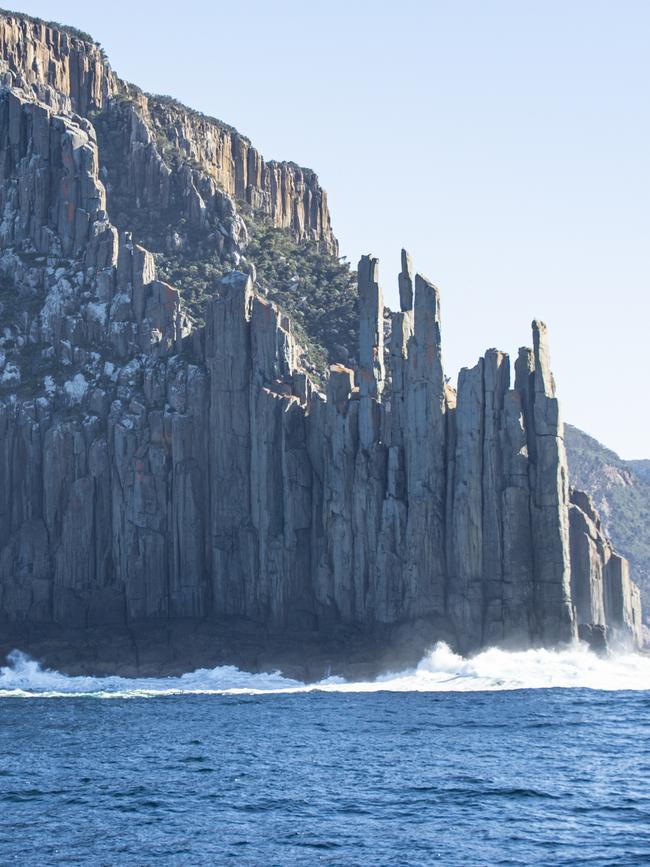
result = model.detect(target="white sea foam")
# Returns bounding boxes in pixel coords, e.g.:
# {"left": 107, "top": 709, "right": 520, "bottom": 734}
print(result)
{"left": 0, "top": 643, "right": 649, "bottom": 698}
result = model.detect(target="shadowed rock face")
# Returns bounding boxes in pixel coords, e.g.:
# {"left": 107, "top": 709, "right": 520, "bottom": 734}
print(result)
{"left": 0, "top": 13, "right": 642, "bottom": 661}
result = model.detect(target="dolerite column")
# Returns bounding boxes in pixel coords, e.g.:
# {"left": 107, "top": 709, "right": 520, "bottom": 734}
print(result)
{"left": 205, "top": 272, "right": 256, "bottom": 616}
{"left": 568, "top": 490, "right": 607, "bottom": 629}
{"left": 249, "top": 296, "right": 292, "bottom": 620}
{"left": 481, "top": 349, "right": 510, "bottom": 644}
{"left": 515, "top": 322, "right": 576, "bottom": 645}
{"left": 357, "top": 254, "right": 384, "bottom": 442}
{"left": 169, "top": 363, "right": 210, "bottom": 618}
{"left": 385, "top": 250, "right": 414, "bottom": 450}
{"left": 604, "top": 553, "right": 643, "bottom": 648}
{"left": 447, "top": 350, "right": 537, "bottom": 650}
{"left": 248, "top": 295, "right": 313, "bottom": 622}
{"left": 319, "top": 365, "right": 358, "bottom": 621}
{"left": 354, "top": 256, "right": 387, "bottom": 619}
{"left": 375, "top": 254, "right": 414, "bottom": 621}
{"left": 386, "top": 311, "right": 413, "bottom": 449}
{"left": 446, "top": 360, "right": 484, "bottom": 650}
{"left": 500, "top": 388, "right": 535, "bottom": 645}
{"left": 376, "top": 311, "right": 413, "bottom": 622}
{"left": 569, "top": 486, "right": 642, "bottom": 648}
{"left": 404, "top": 273, "right": 447, "bottom": 616}
{"left": 398, "top": 248, "right": 414, "bottom": 312}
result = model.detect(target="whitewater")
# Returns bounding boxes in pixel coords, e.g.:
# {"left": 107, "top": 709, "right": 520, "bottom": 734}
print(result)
{"left": 1, "top": 641, "right": 649, "bottom": 698}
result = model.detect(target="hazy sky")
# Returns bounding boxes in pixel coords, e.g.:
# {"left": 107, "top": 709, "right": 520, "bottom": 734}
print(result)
{"left": 10, "top": 1, "right": 650, "bottom": 458}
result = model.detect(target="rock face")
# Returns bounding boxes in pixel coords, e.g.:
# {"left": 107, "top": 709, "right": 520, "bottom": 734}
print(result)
{"left": 569, "top": 490, "right": 643, "bottom": 648}
{"left": 0, "top": 11, "right": 642, "bottom": 657}
{"left": 0, "top": 11, "right": 337, "bottom": 254}
{"left": 565, "top": 424, "right": 650, "bottom": 618}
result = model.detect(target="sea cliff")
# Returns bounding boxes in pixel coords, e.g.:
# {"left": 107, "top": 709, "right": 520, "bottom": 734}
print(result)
{"left": 0, "top": 10, "right": 642, "bottom": 672}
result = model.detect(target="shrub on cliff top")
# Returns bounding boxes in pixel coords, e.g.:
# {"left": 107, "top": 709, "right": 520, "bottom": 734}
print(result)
{"left": 246, "top": 220, "right": 358, "bottom": 369}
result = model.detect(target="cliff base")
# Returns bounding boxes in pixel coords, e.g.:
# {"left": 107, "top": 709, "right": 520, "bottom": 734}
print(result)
{"left": 0, "top": 618, "right": 458, "bottom": 681}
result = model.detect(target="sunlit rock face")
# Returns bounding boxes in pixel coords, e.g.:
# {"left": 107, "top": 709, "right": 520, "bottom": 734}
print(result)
{"left": 0, "top": 11, "right": 641, "bottom": 654}
{"left": 0, "top": 10, "right": 337, "bottom": 254}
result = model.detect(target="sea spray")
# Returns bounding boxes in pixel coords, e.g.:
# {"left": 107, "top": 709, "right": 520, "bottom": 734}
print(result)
{"left": 1, "top": 643, "right": 649, "bottom": 698}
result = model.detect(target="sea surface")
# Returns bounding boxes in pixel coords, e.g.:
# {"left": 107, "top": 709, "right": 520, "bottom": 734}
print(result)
{"left": 1, "top": 643, "right": 649, "bottom": 866}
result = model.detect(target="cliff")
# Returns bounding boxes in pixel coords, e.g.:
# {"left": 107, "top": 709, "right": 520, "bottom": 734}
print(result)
{"left": 0, "top": 10, "right": 337, "bottom": 252}
{"left": 565, "top": 425, "right": 650, "bottom": 616}
{"left": 0, "top": 11, "right": 643, "bottom": 669}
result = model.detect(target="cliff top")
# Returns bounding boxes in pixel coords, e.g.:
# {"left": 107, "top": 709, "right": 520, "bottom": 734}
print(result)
{"left": 0, "top": 7, "right": 99, "bottom": 47}
{"left": 143, "top": 92, "right": 247, "bottom": 143}
{"left": 0, "top": 7, "right": 321, "bottom": 178}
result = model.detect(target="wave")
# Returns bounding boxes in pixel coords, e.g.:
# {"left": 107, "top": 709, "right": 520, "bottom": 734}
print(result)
{"left": 0, "top": 642, "right": 649, "bottom": 698}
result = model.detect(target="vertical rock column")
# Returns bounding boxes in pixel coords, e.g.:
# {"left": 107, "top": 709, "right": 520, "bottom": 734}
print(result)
{"left": 357, "top": 254, "right": 384, "bottom": 446}
{"left": 206, "top": 272, "right": 256, "bottom": 616}
{"left": 385, "top": 250, "right": 415, "bottom": 450}
{"left": 249, "top": 295, "right": 312, "bottom": 621}
{"left": 317, "top": 365, "right": 358, "bottom": 620}
{"left": 604, "top": 554, "right": 643, "bottom": 648}
{"left": 385, "top": 311, "right": 413, "bottom": 449}
{"left": 481, "top": 350, "right": 510, "bottom": 643}
{"left": 398, "top": 248, "right": 414, "bottom": 312}
{"left": 514, "top": 322, "right": 576, "bottom": 645}
{"left": 404, "top": 274, "right": 447, "bottom": 616}
{"left": 376, "top": 318, "right": 413, "bottom": 621}
{"left": 168, "top": 364, "right": 211, "bottom": 618}
{"left": 352, "top": 256, "right": 387, "bottom": 618}
{"left": 446, "top": 360, "right": 485, "bottom": 648}
{"left": 499, "top": 387, "right": 535, "bottom": 645}
{"left": 249, "top": 296, "right": 288, "bottom": 620}
{"left": 447, "top": 348, "right": 537, "bottom": 651}
{"left": 569, "top": 488, "right": 642, "bottom": 649}
{"left": 568, "top": 490, "right": 607, "bottom": 629}
{"left": 374, "top": 253, "right": 414, "bottom": 621}
{"left": 1, "top": 403, "right": 52, "bottom": 623}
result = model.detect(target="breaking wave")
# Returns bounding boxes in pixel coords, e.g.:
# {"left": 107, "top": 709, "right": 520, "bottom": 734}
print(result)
{"left": 1, "top": 642, "right": 649, "bottom": 698}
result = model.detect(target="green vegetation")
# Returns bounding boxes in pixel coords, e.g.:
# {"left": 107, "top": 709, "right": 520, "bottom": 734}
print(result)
{"left": 92, "top": 94, "right": 359, "bottom": 372}
{"left": 154, "top": 241, "right": 226, "bottom": 325}
{"left": 246, "top": 220, "right": 357, "bottom": 369}
{"left": 630, "top": 460, "right": 650, "bottom": 483}
{"left": 147, "top": 94, "right": 244, "bottom": 142}
{"left": 151, "top": 220, "right": 358, "bottom": 374}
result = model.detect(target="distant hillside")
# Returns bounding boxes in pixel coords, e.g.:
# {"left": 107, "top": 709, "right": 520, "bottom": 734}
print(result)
{"left": 565, "top": 425, "right": 650, "bottom": 617}
{"left": 629, "top": 460, "right": 650, "bottom": 484}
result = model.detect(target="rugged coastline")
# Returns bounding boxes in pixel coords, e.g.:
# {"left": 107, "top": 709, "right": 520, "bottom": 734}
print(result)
{"left": 0, "top": 10, "right": 643, "bottom": 672}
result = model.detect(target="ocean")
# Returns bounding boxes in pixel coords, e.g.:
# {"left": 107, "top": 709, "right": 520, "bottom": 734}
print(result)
{"left": 1, "top": 644, "right": 649, "bottom": 865}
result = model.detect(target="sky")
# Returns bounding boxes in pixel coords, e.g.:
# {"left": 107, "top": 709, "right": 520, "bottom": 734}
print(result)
{"left": 9, "top": 0, "right": 650, "bottom": 458}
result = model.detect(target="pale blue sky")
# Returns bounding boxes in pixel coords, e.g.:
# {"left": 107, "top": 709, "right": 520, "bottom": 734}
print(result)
{"left": 9, "top": 0, "right": 650, "bottom": 457}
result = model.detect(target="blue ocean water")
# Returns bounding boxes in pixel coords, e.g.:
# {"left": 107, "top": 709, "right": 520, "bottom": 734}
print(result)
{"left": 1, "top": 644, "right": 649, "bottom": 866}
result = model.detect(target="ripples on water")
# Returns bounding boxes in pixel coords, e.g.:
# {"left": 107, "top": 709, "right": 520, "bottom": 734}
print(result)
{"left": 0, "top": 644, "right": 649, "bottom": 865}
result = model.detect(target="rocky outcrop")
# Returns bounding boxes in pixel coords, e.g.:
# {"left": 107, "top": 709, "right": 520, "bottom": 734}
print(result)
{"left": 569, "top": 489, "right": 642, "bottom": 649}
{"left": 0, "top": 10, "right": 337, "bottom": 253}
{"left": 0, "top": 13, "right": 115, "bottom": 114}
{"left": 142, "top": 96, "right": 336, "bottom": 250}
{"left": 565, "top": 424, "right": 650, "bottom": 618}
{"left": 445, "top": 326, "right": 577, "bottom": 649}
{"left": 0, "top": 12, "right": 642, "bottom": 659}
